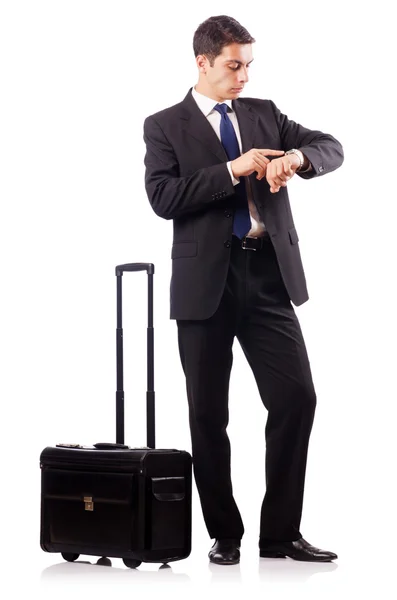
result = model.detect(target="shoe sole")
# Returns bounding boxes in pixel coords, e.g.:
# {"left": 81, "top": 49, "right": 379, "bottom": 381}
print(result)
{"left": 259, "top": 550, "right": 335, "bottom": 562}
{"left": 209, "top": 557, "right": 240, "bottom": 565}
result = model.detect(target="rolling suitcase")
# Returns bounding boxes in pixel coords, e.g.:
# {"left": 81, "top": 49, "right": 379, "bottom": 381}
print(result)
{"left": 40, "top": 263, "right": 192, "bottom": 568}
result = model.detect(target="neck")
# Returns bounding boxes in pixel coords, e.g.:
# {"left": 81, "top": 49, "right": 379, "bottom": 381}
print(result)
{"left": 194, "top": 83, "right": 229, "bottom": 104}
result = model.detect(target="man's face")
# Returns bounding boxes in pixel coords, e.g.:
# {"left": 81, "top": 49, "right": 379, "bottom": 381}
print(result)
{"left": 196, "top": 43, "right": 254, "bottom": 101}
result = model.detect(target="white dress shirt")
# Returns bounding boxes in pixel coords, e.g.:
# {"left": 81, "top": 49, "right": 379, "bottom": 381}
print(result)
{"left": 191, "top": 85, "right": 266, "bottom": 237}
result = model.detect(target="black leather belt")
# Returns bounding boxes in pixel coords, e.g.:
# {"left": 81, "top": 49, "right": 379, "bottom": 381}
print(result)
{"left": 233, "top": 232, "right": 271, "bottom": 251}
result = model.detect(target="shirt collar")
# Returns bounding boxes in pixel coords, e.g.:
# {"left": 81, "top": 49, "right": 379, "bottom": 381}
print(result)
{"left": 191, "top": 85, "right": 233, "bottom": 117}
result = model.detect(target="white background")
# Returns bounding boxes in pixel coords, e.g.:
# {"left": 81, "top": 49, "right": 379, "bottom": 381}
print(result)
{"left": 1, "top": 0, "right": 396, "bottom": 597}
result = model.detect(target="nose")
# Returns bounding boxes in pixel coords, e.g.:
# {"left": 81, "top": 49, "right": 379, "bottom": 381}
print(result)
{"left": 238, "top": 66, "right": 249, "bottom": 84}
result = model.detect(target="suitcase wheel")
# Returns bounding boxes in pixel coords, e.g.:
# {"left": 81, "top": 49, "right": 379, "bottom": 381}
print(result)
{"left": 62, "top": 553, "right": 80, "bottom": 562}
{"left": 122, "top": 558, "right": 142, "bottom": 569}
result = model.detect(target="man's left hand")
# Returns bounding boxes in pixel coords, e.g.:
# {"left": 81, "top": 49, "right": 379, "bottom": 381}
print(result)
{"left": 258, "top": 153, "right": 301, "bottom": 193}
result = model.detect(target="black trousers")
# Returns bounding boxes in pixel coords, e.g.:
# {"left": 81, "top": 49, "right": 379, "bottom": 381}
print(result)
{"left": 176, "top": 234, "right": 317, "bottom": 545}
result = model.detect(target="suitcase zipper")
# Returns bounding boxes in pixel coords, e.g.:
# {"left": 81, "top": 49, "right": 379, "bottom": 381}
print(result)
{"left": 40, "top": 449, "right": 180, "bottom": 471}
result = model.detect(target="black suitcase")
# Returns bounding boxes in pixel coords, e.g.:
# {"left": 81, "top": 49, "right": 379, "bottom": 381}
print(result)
{"left": 40, "top": 263, "right": 192, "bottom": 568}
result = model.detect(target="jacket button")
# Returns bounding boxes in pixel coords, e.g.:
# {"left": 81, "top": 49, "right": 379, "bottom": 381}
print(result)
{"left": 224, "top": 240, "right": 231, "bottom": 248}
{"left": 224, "top": 211, "right": 232, "bottom": 218}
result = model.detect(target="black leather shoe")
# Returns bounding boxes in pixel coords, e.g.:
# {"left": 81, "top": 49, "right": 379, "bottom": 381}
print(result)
{"left": 208, "top": 538, "right": 241, "bottom": 565}
{"left": 259, "top": 537, "right": 337, "bottom": 562}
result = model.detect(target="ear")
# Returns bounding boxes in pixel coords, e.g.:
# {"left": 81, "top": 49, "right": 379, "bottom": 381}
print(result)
{"left": 196, "top": 54, "right": 208, "bottom": 73}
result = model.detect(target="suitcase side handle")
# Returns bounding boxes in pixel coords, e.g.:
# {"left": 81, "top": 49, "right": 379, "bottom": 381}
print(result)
{"left": 115, "top": 264, "right": 155, "bottom": 449}
{"left": 93, "top": 442, "right": 129, "bottom": 450}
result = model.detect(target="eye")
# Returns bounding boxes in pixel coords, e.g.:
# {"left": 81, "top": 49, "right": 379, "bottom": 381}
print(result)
{"left": 229, "top": 64, "right": 251, "bottom": 71}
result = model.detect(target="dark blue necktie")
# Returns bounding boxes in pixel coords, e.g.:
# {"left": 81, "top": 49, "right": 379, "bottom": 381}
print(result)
{"left": 213, "top": 103, "right": 251, "bottom": 239}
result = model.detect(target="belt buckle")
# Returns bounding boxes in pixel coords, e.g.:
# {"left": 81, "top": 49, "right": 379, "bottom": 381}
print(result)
{"left": 242, "top": 236, "right": 257, "bottom": 251}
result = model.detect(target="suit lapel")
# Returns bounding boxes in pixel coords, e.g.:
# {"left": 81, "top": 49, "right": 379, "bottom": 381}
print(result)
{"left": 180, "top": 87, "right": 257, "bottom": 162}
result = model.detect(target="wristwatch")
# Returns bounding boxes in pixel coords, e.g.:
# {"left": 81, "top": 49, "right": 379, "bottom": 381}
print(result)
{"left": 285, "top": 148, "right": 304, "bottom": 170}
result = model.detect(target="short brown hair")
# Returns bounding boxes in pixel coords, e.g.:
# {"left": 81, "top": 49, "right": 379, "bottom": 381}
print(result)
{"left": 193, "top": 15, "right": 255, "bottom": 67}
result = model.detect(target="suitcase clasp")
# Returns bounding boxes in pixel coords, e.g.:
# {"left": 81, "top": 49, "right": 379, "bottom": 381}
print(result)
{"left": 84, "top": 496, "right": 94, "bottom": 511}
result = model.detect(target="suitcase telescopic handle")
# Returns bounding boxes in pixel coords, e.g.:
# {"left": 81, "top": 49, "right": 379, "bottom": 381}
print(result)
{"left": 115, "top": 263, "right": 155, "bottom": 448}
{"left": 116, "top": 263, "right": 154, "bottom": 275}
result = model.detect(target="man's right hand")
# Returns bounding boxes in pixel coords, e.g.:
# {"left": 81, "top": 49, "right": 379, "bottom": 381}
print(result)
{"left": 231, "top": 149, "right": 285, "bottom": 180}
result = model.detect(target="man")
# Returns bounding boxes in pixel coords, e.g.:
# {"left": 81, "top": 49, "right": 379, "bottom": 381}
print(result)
{"left": 143, "top": 15, "right": 343, "bottom": 565}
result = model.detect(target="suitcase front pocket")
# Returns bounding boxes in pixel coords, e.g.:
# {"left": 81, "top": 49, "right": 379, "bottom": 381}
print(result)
{"left": 42, "top": 469, "right": 137, "bottom": 552}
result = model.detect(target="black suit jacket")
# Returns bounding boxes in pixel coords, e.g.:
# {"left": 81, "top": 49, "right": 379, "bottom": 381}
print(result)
{"left": 143, "top": 87, "right": 344, "bottom": 320}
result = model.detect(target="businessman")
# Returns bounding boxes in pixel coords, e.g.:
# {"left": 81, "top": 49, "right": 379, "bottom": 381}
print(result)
{"left": 143, "top": 15, "right": 344, "bottom": 565}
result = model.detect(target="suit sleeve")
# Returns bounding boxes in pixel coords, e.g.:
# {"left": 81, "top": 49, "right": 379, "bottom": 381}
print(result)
{"left": 269, "top": 100, "right": 344, "bottom": 180}
{"left": 143, "top": 115, "right": 236, "bottom": 220}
